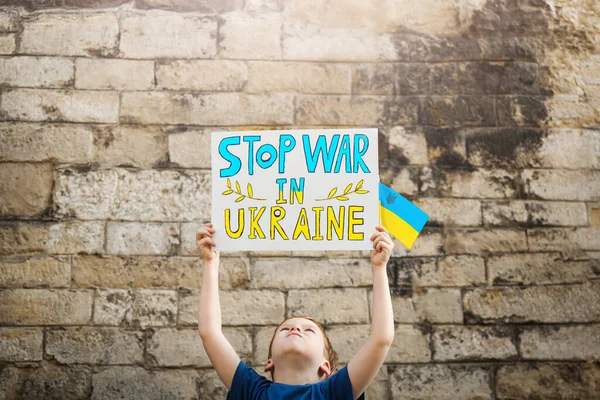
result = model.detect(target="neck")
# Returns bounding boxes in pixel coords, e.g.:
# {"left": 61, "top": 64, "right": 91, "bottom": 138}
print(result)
{"left": 273, "top": 356, "right": 323, "bottom": 385}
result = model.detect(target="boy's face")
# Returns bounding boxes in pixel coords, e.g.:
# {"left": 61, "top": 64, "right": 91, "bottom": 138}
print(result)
{"left": 266, "top": 317, "right": 330, "bottom": 377}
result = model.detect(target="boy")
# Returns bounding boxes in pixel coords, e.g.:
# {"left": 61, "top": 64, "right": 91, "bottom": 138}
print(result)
{"left": 196, "top": 223, "right": 395, "bottom": 399}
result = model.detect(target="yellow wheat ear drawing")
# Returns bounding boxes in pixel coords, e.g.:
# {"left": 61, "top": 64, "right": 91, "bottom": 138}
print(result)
{"left": 316, "top": 179, "right": 369, "bottom": 201}
{"left": 222, "top": 178, "right": 265, "bottom": 202}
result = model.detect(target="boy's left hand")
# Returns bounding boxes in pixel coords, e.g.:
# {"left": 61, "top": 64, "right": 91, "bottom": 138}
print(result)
{"left": 370, "top": 225, "right": 393, "bottom": 268}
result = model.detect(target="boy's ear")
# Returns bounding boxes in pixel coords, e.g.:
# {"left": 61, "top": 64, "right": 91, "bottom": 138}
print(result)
{"left": 318, "top": 360, "right": 331, "bottom": 378}
{"left": 264, "top": 359, "right": 274, "bottom": 373}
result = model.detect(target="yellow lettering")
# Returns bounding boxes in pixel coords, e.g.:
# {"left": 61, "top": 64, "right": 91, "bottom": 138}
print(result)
{"left": 248, "top": 207, "right": 266, "bottom": 239}
{"left": 270, "top": 206, "right": 288, "bottom": 240}
{"left": 348, "top": 205, "right": 364, "bottom": 240}
{"left": 224, "top": 208, "right": 244, "bottom": 239}
{"left": 327, "top": 206, "right": 345, "bottom": 240}
{"left": 312, "top": 207, "right": 324, "bottom": 240}
{"left": 292, "top": 208, "right": 311, "bottom": 240}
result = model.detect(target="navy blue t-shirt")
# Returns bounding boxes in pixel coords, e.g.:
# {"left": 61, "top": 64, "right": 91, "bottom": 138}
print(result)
{"left": 226, "top": 360, "right": 366, "bottom": 400}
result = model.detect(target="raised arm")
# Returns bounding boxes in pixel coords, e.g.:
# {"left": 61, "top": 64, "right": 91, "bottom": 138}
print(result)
{"left": 347, "top": 225, "right": 395, "bottom": 399}
{"left": 197, "top": 223, "right": 241, "bottom": 389}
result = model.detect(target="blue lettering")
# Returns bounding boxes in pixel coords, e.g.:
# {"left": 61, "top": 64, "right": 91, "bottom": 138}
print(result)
{"left": 279, "top": 134, "right": 296, "bottom": 174}
{"left": 256, "top": 144, "right": 277, "bottom": 170}
{"left": 303, "top": 134, "right": 340, "bottom": 173}
{"left": 219, "top": 136, "right": 241, "bottom": 178}
{"left": 243, "top": 135, "right": 261, "bottom": 176}
{"left": 353, "top": 134, "right": 370, "bottom": 173}
{"left": 334, "top": 135, "right": 351, "bottom": 173}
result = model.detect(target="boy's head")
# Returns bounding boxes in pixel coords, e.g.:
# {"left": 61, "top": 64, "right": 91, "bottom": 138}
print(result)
{"left": 264, "top": 316, "right": 339, "bottom": 382}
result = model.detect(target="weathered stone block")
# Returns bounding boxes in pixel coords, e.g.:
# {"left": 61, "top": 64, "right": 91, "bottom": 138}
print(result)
{"left": 527, "top": 227, "right": 600, "bottom": 251}
{"left": 147, "top": 327, "right": 251, "bottom": 367}
{"left": 75, "top": 58, "right": 154, "bottom": 90}
{"left": 156, "top": 60, "right": 247, "bottom": 91}
{"left": 0, "top": 327, "right": 43, "bottom": 361}
{"left": 20, "top": 13, "right": 118, "bottom": 56}
{"left": 464, "top": 281, "right": 600, "bottom": 323}
{"left": 0, "top": 255, "right": 70, "bottom": 288}
{"left": 249, "top": 258, "right": 372, "bottom": 289}
{"left": 46, "top": 327, "right": 144, "bottom": 364}
{"left": 106, "top": 222, "right": 180, "bottom": 256}
{"left": 352, "top": 64, "right": 395, "bottom": 95}
{"left": 93, "top": 289, "right": 177, "bottom": 328}
{"left": 288, "top": 288, "right": 369, "bottom": 324}
{"left": 92, "top": 125, "right": 168, "bottom": 167}
{"left": 0, "top": 122, "right": 92, "bottom": 163}
{"left": 120, "top": 14, "right": 216, "bottom": 58}
{"left": 433, "top": 325, "right": 517, "bottom": 361}
{"left": 443, "top": 229, "right": 527, "bottom": 254}
{"left": 419, "top": 96, "right": 496, "bottom": 126}
{"left": 519, "top": 325, "right": 600, "bottom": 361}
{"left": 0, "top": 162, "right": 53, "bottom": 217}
{"left": 248, "top": 62, "right": 350, "bottom": 94}
{"left": 219, "top": 13, "right": 281, "bottom": 60}
{"left": 482, "top": 200, "right": 588, "bottom": 227}
{"left": 0, "top": 363, "right": 90, "bottom": 399}
{"left": 179, "top": 289, "right": 285, "bottom": 325}
{"left": 523, "top": 169, "right": 600, "bottom": 201}
{"left": 0, "top": 289, "right": 93, "bottom": 325}
{"left": 0, "top": 56, "right": 73, "bottom": 87}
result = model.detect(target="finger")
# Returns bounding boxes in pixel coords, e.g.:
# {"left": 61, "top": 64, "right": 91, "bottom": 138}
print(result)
{"left": 376, "top": 241, "right": 383, "bottom": 252}
{"left": 196, "top": 228, "right": 209, "bottom": 239}
{"left": 198, "top": 237, "right": 215, "bottom": 247}
{"left": 372, "top": 236, "right": 384, "bottom": 249}
{"left": 377, "top": 225, "right": 388, "bottom": 233}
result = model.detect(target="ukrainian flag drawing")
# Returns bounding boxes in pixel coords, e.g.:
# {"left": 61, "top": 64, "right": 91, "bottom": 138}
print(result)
{"left": 379, "top": 182, "right": 429, "bottom": 249}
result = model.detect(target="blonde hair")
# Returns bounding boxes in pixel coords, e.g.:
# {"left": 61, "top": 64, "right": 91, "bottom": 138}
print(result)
{"left": 266, "top": 316, "right": 339, "bottom": 381}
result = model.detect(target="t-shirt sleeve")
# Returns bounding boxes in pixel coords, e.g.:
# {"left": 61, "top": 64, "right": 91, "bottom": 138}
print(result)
{"left": 322, "top": 365, "right": 366, "bottom": 400}
{"left": 226, "top": 360, "right": 268, "bottom": 400}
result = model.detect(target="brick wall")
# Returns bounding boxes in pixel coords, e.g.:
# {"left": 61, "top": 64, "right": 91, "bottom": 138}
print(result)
{"left": 0, "top": 0, "right": 599, "bottom": 399}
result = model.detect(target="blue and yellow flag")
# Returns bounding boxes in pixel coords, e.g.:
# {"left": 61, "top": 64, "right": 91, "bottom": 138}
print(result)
{"left": 378, "top": 182, "right": 429, "bottom": 249}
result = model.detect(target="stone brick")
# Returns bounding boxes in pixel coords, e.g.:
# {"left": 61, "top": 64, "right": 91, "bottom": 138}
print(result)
{"left": 93, "top": 289, "right": 177, "bottom": 328}
{"left": 121, "top": 92, "right": 294, "bottom": 125}
{"left": 0, "top": 11, "right": 18, "bottom": 32}
{"left": 91, "top": 367, "right": 200, "bottom": 400}
{"left": 75, "top": 58, "right": 154, "bottom": 90}
{"left": 147, "top": 327, "right": 252, "bottom": 367}
{"left": 443, "top": 229, "right": 527, "bottom": 254}
{"left": 168, "top": 128, "right": 212, "bottom": 168}
{"left": 283, "top": 24, "right": 396, "bottom": 62}
{"left": 545, "top": 95, "right": 598, "bottom": 129}
{"left": 414, "top": 198, "right": 482, "bottom": 227}
{"left": 390, "top": 364, "right": 492, "bottom": 400}
{"left": 247, "top": 62, "right": 350, "bottom": 94}
{"left": 254, "top": 325, "right": 277, "bottom": 364}
{"left": 296, "top": 95, "right": 418, "bottom": 126}
{"left": 0, "top": 56, "right": 73, "bottom": 87}
{"left": 391, "top": 230, "right": 443, "bottom": 257}
{"left": 519, "top": 325, "right": 600, "bottom": 361}
{"left": 380, "top": 126, "right": 429, "bottom": 165}
{"left": 249, "top": 258, "right": 372, "bottom": 289}
{"left": 352, "top": 64, "right": 395, "bottom": 95}
{"left": 0, "top": 289, "right": 92, "bottom": 325}
{"left": 433, "top": 325, "right": 517, "bottom": 361}
{"left": 464, "top": 281, "right": 600, "bottom": 323}
{"left": 46, "top": 327, "right": 144, "bottom": 364}
{"left": 535, "top": 129, "right": 600, "bottom": 169}
{"left": 419, "top": 96, "right": 496, "bottom": 127}
{"left": 106, "top": 222, "right": 180, "bottom": 256}
{"left": 179, "top": 289, "right": 285, "bottom": 326}
{"left": 0, "top": 327, "right": 43, "bottom": 361}
{"left": 382, "top": 288, "right": 463, "bottom": 324}
{"left": 323, "top": 324, "right": 370, "bottom": 364}
{"left": 496, "top": 95, "right": 547, "bottom": 126}
{"left": 288, "top": 288, "right": 369, "bottom": 324}
{"left": 245, "top": 0, "right": 283, "bottom": 13}
{"left": 422, "top": 168, "right": 518, "bottom": 199}
{"left": 591, "top": 204, "right": 600, "bottom": 227}
{"left": 137, "top": 0, "right": 244, "bottom": 12}
{"left": 120, "top": 14, "right": 216, "bottom": 58}
{"left": 422, "top": 126, "right": 469, "bottom": 167}
{"left": 0, "top": 33, "right": 16, "bottom": 54}
{"left": 219, "top": 13, "right": 281, "bottom": 60}
{"left": 0, "top": 162, "right": 53, "bottom": 217}
{"left": 156, "top": 59, "right": 247, "bottom": 91}
{"left": 496, "top": 363, "right": 600, "bottom": 400}
{"left": 0, "top": 221, "right": 104, "bottom": 255}
{"left": 0, "top": 122, "right": 92, "bottom": 163}
{"left": 527, "top": 228, "right": 600, "bottom": 251}
{"left": 488, "top": 253, "right": 600, "bottom": 285}
{"left": 523, "top": 169, "right": 600, "bottom": 201}
{"left": 398, "top": 63, "right": 459, "bottom": 95}
{"left": 409, "top": 255, "right": 486, "bottom": 287}
{"left": 366, "top": 365, "right": 390, "bottom": 400}
{"left": 459, "top": 61, "right": 539, "bottom": 95}
{"left": 0, "top": 88, "right": 119, "bottom": 123}
{"left": 482, "top": 200, "right": 588, "bottom": 227}
{"left": 92, "top": 125, "right": 168, "bottom": 167}
{"left": 196, "top": 369, "right": 229, "bottom": 399}
{"left": 55, "top": 168, "right": 210, "bottom": 222}
{"left": 387, "top": 325, "right": 431, "bottom": 363}
{"left": 20, "top": 13, "right": 118, "bottom": 56}
{"left": 0, "top": 363, "right": 90, "bottom": 399}
{"left": 0, "top": 255, "right": 70, "bottom": 288}
{"left": 382, "top": 167, "right": 419, "bottom": 197}
{"left": 72, "top": 255, "right": 248, "bottom": 289}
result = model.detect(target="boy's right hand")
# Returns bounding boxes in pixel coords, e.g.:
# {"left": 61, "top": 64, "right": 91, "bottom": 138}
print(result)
{"left": 196, "top": 223, "right": 219, "bottom": 262}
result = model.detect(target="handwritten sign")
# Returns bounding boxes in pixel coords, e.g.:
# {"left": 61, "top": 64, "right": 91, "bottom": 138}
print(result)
{"left": 211, "top": 128, "right": 379, "bottom": 251}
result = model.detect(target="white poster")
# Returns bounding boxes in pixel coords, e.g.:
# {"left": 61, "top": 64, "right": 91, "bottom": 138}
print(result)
{"left": 211, "top": 128, "right": 379, "bottom": 251}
